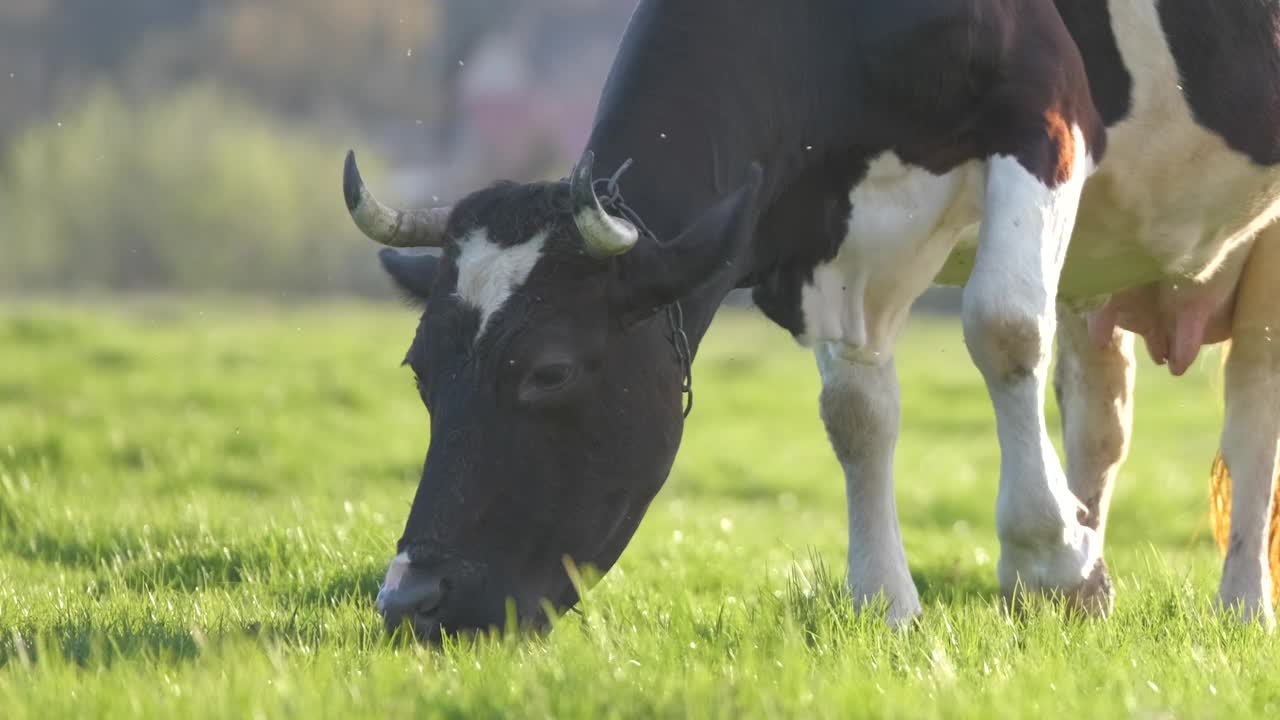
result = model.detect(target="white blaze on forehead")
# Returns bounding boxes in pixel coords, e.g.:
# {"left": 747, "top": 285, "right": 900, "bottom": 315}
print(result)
{"left": 375, "top": 551, "right": 412, "bottom": 613}
{"left": 454, "top": 228, "right": 547, "bottom": 339}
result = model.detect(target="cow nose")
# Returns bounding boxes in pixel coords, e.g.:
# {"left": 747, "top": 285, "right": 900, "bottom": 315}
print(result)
{"left": 376, "top": 555, "right": 448, "bottom": 638}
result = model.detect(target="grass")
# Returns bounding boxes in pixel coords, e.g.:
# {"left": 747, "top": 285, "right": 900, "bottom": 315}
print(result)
{"left": 1, "top": 300, "right": 1276, "bottom": 718}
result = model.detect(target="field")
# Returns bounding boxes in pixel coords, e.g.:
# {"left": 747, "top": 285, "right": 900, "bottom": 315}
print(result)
{"left": 1, "top": 301, "right": 1276, "bottom": 718}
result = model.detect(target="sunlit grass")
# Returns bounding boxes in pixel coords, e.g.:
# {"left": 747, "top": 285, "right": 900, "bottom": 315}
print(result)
{"left": 1, "top": 300, "right": 1274, "bottom": 718}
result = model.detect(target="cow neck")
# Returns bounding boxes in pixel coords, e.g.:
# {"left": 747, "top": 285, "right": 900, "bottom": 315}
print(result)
{"left": 585, "top": 140, "right": 783, "bottom": 358}
{"left": 582, "top": 18, "right": 846, "bottom": 358}
{"left": 579, "top": 4, "right": 854, "bottom": 357}
{"left": 583, "top": 145, "right": 833, "bottom": 358}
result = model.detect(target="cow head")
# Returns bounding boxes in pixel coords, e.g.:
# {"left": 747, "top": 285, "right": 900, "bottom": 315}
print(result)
{"left": 345, "top": 150, "right": 762, "bottom": 640}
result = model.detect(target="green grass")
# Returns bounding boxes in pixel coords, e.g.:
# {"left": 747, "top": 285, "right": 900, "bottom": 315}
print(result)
{"left": 1, "top": 300, "right": 1275, "bottom": 718}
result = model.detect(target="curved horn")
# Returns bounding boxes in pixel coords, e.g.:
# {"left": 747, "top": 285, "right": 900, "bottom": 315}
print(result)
{"left": 343, "top": 150, "right": 450, "bottom": 247}
{"left": 570, "top": 150, "right": 639, "bottom": 259}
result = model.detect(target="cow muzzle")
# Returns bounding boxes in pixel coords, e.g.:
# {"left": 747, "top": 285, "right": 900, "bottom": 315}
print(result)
{"left": 376, "top": 552, "right": 449, "bottom": 640}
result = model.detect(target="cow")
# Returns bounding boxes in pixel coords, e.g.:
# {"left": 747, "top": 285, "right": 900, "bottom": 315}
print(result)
{"left": 347, "top": 0, "right": 1280, "bottom": 640}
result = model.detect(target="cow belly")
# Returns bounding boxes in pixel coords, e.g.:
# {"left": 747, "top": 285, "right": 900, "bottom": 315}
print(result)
{"left": 933, "top": 223, "right": 1166, "bottom": 301}
{"left": 799, "top": 154, "right": 983, "bottom": 362}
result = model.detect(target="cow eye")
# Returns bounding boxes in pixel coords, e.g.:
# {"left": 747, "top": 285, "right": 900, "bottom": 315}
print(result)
{"left": 528, "top": 362, "right": 577, "bottom": 392}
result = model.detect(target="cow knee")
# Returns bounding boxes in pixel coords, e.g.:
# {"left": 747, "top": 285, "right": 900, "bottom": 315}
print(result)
{"left": 1060, "top": 364, "right": 1132, "bottom": 465}
{"left": 962, "top": 294, "right": 1053, "bottom": 384}
{"left": 1078, "top": 419, "right": 1130, "bottom": 470}
{"left": 818, "top": 361, "right": 899, "bottom": 465}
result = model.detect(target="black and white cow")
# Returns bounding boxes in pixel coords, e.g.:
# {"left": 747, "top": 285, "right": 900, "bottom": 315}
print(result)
{"left": 348, "top": 0, "right": 1280, "bottom": 639}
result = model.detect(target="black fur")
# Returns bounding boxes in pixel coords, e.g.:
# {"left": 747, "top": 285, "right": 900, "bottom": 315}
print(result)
{"left": 1156, "top": 0, "right": 1280, "bottom": 165}
{"left": 1056, "top": 0, "right": 1134, "bottom": 127}
{"left": 379, "top": 249, "right": 442, "bottom": 302}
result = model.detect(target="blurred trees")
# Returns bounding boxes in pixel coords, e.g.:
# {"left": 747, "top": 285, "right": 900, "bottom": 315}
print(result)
{"left": 0, "top": 84, "right": 387, "bottom": 294}
{"left": 0, "top": 1, "right": 446, "bottom": 158}
{"left": 0, "top": 0, "right": 634, "bottom": 294}
{"left": 0, "top": 0, "right": 630, "bottom": 160}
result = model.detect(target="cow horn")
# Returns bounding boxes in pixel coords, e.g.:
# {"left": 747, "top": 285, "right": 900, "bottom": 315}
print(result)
{"left": 570, "top": 150, "right": 639, "bottom": 259}
{"left": 343, "top": 150, "right": 450, "bottom": 247}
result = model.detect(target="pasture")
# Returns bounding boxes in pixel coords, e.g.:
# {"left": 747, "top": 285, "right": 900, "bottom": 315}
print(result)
{"left": 1, "top": 301, "right": 1276, "bottom": 718}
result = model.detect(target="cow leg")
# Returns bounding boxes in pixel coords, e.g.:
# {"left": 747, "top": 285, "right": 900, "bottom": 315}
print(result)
{"left": 816, "top": 344, "right": 921, "bottom": 625}
{"left": 1053, "top": 308, "right": 1135, "bottom": 544}
{"left": 1218, "top": 232, "right": 1280, "bottom": 627}
{"left": 962, "top": 136, "right": 1109, "bottom": 613}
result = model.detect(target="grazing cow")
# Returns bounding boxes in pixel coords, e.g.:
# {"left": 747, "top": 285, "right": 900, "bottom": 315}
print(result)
{"left": 349, "top": 0, "right": 1280, "bottom": 639}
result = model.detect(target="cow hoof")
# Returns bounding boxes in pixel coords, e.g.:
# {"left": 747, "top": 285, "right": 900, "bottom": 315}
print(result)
{"left": 998, "top": 524, "right": 1111, "bottom": 618}
{"left": 849, "top": 583, "right": 923, "bottom": 629}
{"left": 1215, "top": 590, "right": 1276, "bottom": 630}
{"left": 884, "top": 601, "right": 924, "bottom": 630}
{"left": 1003, "top": 557, "right": 1113, "bottom": 619}
{"left": 1063, "top": 557, "right": 1114, "bottom": 617}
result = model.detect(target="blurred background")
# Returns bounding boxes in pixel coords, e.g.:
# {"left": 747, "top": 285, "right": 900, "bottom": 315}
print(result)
{"left": 0, "top": 0, "right": 638, "bottom": 297}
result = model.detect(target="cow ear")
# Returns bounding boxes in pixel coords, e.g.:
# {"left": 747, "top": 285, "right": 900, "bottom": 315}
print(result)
{"left": 379, "top": 248, "right": 441, "bottom": 302}
{"left": 615, "top": 163, "right": 763, "bottom": 316}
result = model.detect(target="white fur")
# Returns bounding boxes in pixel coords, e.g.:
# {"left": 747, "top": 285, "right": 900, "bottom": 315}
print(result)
{"left": 1217, "top": 229, "right": 1280, "bottom": 627}
{"left": 375, "top": 551, "right": 412, "bottom": 614}
{"left": 798, "top": 155, "right": 979, "bottom": 621}
{"left": 799, "top": 153, "right": 983, "bottom": 361}
{"left": 962, "top": 132, "right": 1102, "bottom": 601}
{"left": 1055, "top": 310, "right": 1135, "bottom": 545}
{"left": 816, "top": 345, "right": 921, "bottom": 625}
{"left": 454, "top": 228, "right": 547, "bottom": 339}
{"left": 805, "top": 130, "right": 1095, "bottom": 601}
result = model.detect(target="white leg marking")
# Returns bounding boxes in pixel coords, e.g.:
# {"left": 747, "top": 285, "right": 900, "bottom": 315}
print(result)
{"left": 454, "top": 228, "right": 547, "bottom": 338}
{"left": 963, "top": 132, "right": 1108, "bottom": 610}
{"left": 1055, "top": 308, "right": 1135, "bottom": 543}
{"left": 1218, "top": 232, "right": 1280, "bottom": 627}
{"left": 816, "top": 344, "right": 921, "bottom": 625}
